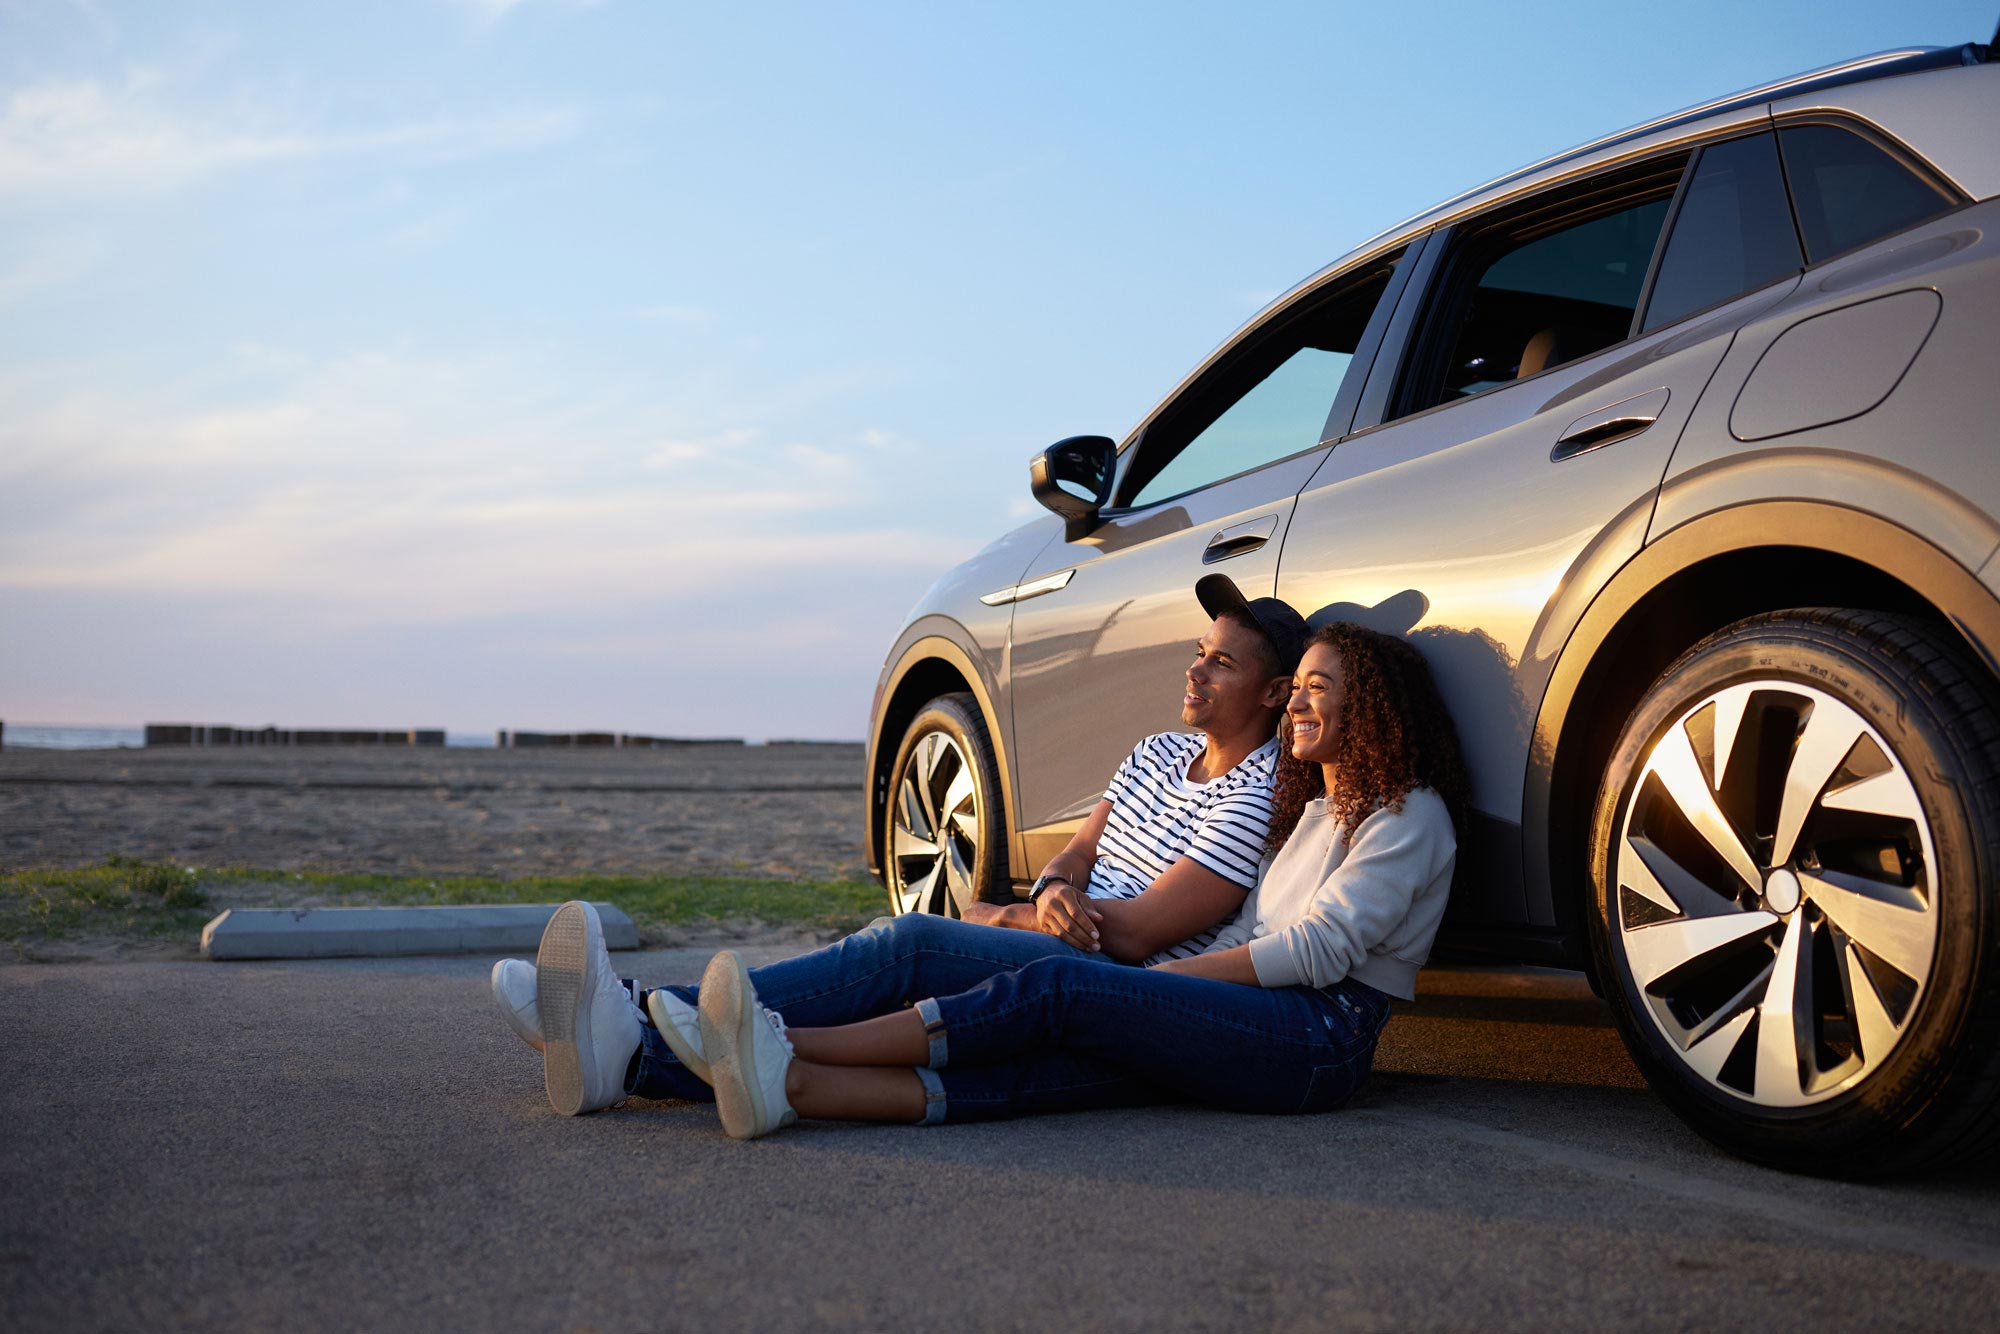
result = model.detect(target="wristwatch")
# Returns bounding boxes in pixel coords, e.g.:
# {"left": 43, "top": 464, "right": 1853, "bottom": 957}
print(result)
{"left": 1028, "top": 872, "right": 1072, "bottom": 902}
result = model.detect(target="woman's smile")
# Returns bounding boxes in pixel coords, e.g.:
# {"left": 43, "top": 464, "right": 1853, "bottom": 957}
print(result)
{"left": 1287, "top": 642, "right": 1346, "bottom": 765}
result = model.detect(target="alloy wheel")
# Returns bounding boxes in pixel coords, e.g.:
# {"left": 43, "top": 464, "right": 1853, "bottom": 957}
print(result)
{"left": 890, "top": 731, "right": 980, "bottom": 916}
{"left": 1613, "top": 680, "right": 1938, "bottom": 1108}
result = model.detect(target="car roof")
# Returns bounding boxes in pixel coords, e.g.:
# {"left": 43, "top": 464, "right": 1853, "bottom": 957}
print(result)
{"left": 1305, "top": 44, "right": 1987, "bottom": 295}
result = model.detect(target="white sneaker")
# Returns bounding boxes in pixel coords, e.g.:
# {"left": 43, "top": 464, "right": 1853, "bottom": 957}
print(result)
{"left": 698, "top": 950, "right": 798, "bottom": 1140}
{"left": 490, "top": 958, "right": 545, "bottom": 1053}
{"left": 646, "top": 987, "right": 711, "bottom": 1084}
{"left": 536, "top": 901, "right": 642, "bottom": 1116}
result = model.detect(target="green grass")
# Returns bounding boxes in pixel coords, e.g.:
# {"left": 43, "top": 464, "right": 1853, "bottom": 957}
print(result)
{"left": 0, "top": 858, "right": 887, "bottom": 949}
{"left": 0, "top": 856, "right": 215, "bottom": 943}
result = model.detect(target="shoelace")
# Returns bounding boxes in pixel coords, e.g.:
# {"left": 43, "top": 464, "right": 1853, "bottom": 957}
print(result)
{"left": 596, "top": 971, "right": 644, "bottom": 1025}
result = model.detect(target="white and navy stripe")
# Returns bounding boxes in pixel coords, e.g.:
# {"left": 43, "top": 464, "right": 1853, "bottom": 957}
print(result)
{"left": 1086, "top": 732, "right": 1278, "bottom": 964}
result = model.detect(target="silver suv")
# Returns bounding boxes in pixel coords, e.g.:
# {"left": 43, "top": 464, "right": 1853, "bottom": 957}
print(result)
{"left": 864, "top": 39, "right": 2000, "bottom": 1174}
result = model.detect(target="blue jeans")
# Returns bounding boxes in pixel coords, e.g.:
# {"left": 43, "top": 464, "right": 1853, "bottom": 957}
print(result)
{"left": 909, "top": 953, "right": 1392, "bottom": 1124}
{"left": 626, "top": 912, "right": 1105, "bottom": 1102}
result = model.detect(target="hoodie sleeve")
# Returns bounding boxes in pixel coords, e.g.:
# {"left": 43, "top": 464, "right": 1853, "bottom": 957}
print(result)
{"left": 1200, "top": 868, "right": 1268, "bottom": 954}
{"left": 1245, "top": 796, "right": 1454, "bottom": 989}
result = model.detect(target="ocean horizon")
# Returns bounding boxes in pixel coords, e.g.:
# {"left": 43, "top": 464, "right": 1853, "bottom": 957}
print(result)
{"left": 0, "top": 724, "right": 499, "bottom": 750}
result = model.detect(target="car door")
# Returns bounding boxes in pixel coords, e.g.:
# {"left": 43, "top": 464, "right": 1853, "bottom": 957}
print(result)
{"left": 1277, "top": 128, "right": 1809, "bottom": 931}
{"left": 1004, "top": 247, "right": 1417, "bottom": 868}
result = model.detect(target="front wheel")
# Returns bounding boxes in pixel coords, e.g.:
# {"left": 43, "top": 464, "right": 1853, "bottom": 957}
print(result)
{"left": 883, "top": 693, "right": 1007, "bottom": 918}
{"left": 1589, "top": 609, "right": 2000, "bottom": 1176}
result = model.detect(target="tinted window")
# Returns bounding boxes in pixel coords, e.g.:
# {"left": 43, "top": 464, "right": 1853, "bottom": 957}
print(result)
{"left": 1124, "top": 263, "right": 1395, "bottom": 507}
{"left": 1779, "top": 124, "right": 1955, "bottom": 264}
{"left": 1429, "top": 193, "right": 1672, "bottom": 404}
{"left": 1642, "top": 133, "right": 1803, "bottom": 332}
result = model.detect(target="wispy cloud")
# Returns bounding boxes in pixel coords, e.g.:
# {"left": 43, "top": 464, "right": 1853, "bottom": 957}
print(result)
{"left": 0, "top": 71, "right": 582, "bottom": 198}
{"left": 0, "top": 344, "right": 972, "bottom": 623}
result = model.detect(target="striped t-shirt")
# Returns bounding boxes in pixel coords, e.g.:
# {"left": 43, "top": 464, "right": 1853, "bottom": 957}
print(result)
{"left": 1086, "top": 732, "right": 1280, "bottom": 964}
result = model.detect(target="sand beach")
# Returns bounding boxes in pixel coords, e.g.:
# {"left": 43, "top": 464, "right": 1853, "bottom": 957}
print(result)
{"left": 0, "top": 742, "right": 868, "bottom": 881}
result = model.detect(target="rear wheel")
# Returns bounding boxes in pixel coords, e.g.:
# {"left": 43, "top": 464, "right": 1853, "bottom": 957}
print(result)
{"left": 1589, "top": 609, "right": 2000, "bottom": 1175}
{"left": 883, "top": 694, "right": 1007, "bottom": 917}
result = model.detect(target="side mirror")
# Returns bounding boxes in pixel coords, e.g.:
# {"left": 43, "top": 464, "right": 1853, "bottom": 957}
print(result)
{"left": 1029, "top": 435, "right": 1116, "bottom": 539}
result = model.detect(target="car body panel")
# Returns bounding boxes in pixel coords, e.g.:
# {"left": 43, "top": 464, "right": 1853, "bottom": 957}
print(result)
{"left": 1773, "top": 59, "right": 2000, "bottom": 200}
{"left": 1652, "top": 199, "right": 2000, "bottom": 573}
{"left": 862, "top": 521, "right": 1058, "bottom": 876}
{"left": 1278, "top": 260, "right": 1758, "bottom": 928}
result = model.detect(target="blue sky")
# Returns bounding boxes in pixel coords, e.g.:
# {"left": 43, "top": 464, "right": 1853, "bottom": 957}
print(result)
{"left": 2, "top": 0, "right": 1992, "bottom": 739}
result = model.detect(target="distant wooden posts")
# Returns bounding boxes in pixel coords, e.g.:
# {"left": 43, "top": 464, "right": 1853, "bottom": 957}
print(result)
{"left": 496, "top": 731, "right": 746, "bottom": 748}
{"left": 143, "top": 725, "right": 447, "bottom": 747}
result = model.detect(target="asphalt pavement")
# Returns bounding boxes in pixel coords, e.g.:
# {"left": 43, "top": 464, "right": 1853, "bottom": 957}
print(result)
{"left": 6, "top": 946, "right": 1998, "bottom": 1331}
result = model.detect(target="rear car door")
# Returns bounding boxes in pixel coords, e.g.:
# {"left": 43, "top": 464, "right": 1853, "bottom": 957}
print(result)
{"left": 1277, "top": 125, "right": 1809, "bottom": 934}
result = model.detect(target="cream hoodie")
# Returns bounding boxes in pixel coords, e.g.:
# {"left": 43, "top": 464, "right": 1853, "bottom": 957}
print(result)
{"left": 1203, "top": 787, "right": 1456, "bottom": 1001}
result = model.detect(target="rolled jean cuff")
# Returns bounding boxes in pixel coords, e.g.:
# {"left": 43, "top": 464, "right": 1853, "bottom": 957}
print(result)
{"left": 913, "top": 1066, "right": 948, "bottom": 1126}
{"left": 914, "top": 996, "right": 949, "bottom": 1068}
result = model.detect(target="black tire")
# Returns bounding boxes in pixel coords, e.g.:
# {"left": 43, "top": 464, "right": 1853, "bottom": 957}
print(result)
{"left": 882, "top": 693, "right": 1008, "bottom": 918}
{"left": 1588, "top": 609, "right": 2000, "bottom": 1176}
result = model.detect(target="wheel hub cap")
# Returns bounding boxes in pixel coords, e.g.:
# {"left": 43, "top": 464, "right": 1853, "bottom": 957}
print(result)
{"left": 1614, "top": 681, "right": 1938, "bottom": 1108}
{"left": 1762, "top": 868, "right": 1801, "bottom": 916}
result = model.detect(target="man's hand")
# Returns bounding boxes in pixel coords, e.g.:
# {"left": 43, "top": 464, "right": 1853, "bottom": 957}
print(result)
{"left": 1033, "top": 883, "right": 1103, "bottom": 952}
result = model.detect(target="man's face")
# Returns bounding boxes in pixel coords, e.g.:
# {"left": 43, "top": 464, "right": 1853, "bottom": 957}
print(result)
{"left": 1183, "top": 615, "right": 1286, "bottom": 735}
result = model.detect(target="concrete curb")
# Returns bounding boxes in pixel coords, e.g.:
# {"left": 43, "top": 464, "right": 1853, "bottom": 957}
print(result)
{"left": 199, "top": 903, "right": 640, "bottom": 961}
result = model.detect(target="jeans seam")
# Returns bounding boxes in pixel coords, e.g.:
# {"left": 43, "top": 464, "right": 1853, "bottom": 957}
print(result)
{"left": 765, "top": 942, "right": 1087, "bottom": 1010}
{"left": 938, "top": 1073, "right": 1143, "bottom": 1107}
{"left": 944, "top": 977, "right": 1332, "bottom": 1052}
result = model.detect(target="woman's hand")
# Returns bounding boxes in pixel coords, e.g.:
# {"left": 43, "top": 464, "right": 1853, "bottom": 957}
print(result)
{"left": 1033, "top": 883, "right": 1102, "bottom": 952}
{"left": 1147, "top": 945, "right": 1262, "bottom": 985}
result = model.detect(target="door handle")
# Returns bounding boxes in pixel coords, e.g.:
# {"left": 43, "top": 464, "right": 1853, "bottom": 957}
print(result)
{"left": 1202, "top": 514, "right": 1278, "bottom": 564}
{"left": 1552, "top": 387, "right": 1670, "bottom": 461}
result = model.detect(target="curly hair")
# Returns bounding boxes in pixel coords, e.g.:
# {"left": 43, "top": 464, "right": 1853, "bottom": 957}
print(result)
{"left": 1264, "top": 622, "right": 1470, "bottom": 853}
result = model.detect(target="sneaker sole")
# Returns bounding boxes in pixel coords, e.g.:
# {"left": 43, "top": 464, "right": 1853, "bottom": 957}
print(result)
{"left": 699, "top": 950, "right": 770, "bottom": 1139}
{"left": 645, "top": 991, "right": 712, "bottom": 1084}
{"left": 537, "top": 902, "right": 599, "bottom": 1116}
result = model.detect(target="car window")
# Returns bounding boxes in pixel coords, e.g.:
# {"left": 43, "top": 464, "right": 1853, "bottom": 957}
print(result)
{"left": 1413, "top": 177, "right": 1677, "bottom": 411}
{"left": 1778, "top": 124, "right": 1956, "bottom": 265}
{"left": 1642, "top": 132, "right": 1803, "bottom": 333}
{"left": 1122, "top": 262, "right": 1397, "bottom": 508}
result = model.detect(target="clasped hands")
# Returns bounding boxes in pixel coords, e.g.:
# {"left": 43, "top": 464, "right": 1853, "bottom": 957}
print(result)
{"left": 1033, "top": 881, "right": 1104, "bottom": 952}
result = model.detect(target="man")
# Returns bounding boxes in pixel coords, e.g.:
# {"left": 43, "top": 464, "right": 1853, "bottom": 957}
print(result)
{"left": 495, "top": 574, "right": 1308, "bottom": 1116}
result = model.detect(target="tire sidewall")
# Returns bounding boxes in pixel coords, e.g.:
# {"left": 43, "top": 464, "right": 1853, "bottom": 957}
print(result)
{"left": 1587, "top": 617, "right": 1988, "bottom": 1169}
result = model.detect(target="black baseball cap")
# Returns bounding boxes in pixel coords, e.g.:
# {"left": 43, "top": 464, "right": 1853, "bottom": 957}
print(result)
{"left": 1194, "top": 574, "right": 1309, "bottom": 673}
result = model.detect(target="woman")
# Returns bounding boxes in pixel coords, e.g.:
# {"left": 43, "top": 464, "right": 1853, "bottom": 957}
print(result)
{"left": 698, "top": 621, "right": 1470, "bottom": 1137}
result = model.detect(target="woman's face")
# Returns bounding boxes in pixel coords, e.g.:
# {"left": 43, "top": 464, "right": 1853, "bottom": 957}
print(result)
{"left": 1287, "top": 642, "right": 1346, "bottom": 764}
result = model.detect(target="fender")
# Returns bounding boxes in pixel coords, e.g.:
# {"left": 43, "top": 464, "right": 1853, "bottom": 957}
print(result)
{"left": 1524, "top": 498, "right": 2000, "bottom": 941}
{"left": 864, "top": 621, "right": 1019, "bottom": 879}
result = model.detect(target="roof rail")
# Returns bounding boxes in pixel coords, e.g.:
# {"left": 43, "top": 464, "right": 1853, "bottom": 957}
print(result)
{"left": 1341, "top": 43, "right": 1986, "bottom": 261}
{"left": 1457, "top": 47, "right": 1978, "bottom": 213}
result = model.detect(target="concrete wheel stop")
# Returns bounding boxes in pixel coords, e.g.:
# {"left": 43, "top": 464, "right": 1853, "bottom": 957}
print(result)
{"left": 199, "top": 903, "right": 640, "bottom": 960}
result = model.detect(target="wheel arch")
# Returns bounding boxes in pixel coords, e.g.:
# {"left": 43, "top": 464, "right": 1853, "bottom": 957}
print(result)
{"left": 864, "top": 630, "right": 1017, "bottom": 883}
{"left": 1526, "top": 500, "right": 2000, "bottom": 966}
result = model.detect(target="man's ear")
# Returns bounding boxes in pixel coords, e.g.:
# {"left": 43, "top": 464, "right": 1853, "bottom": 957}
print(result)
{"left": 1261, "top": 675, "right": 1290, "bottom": 709}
